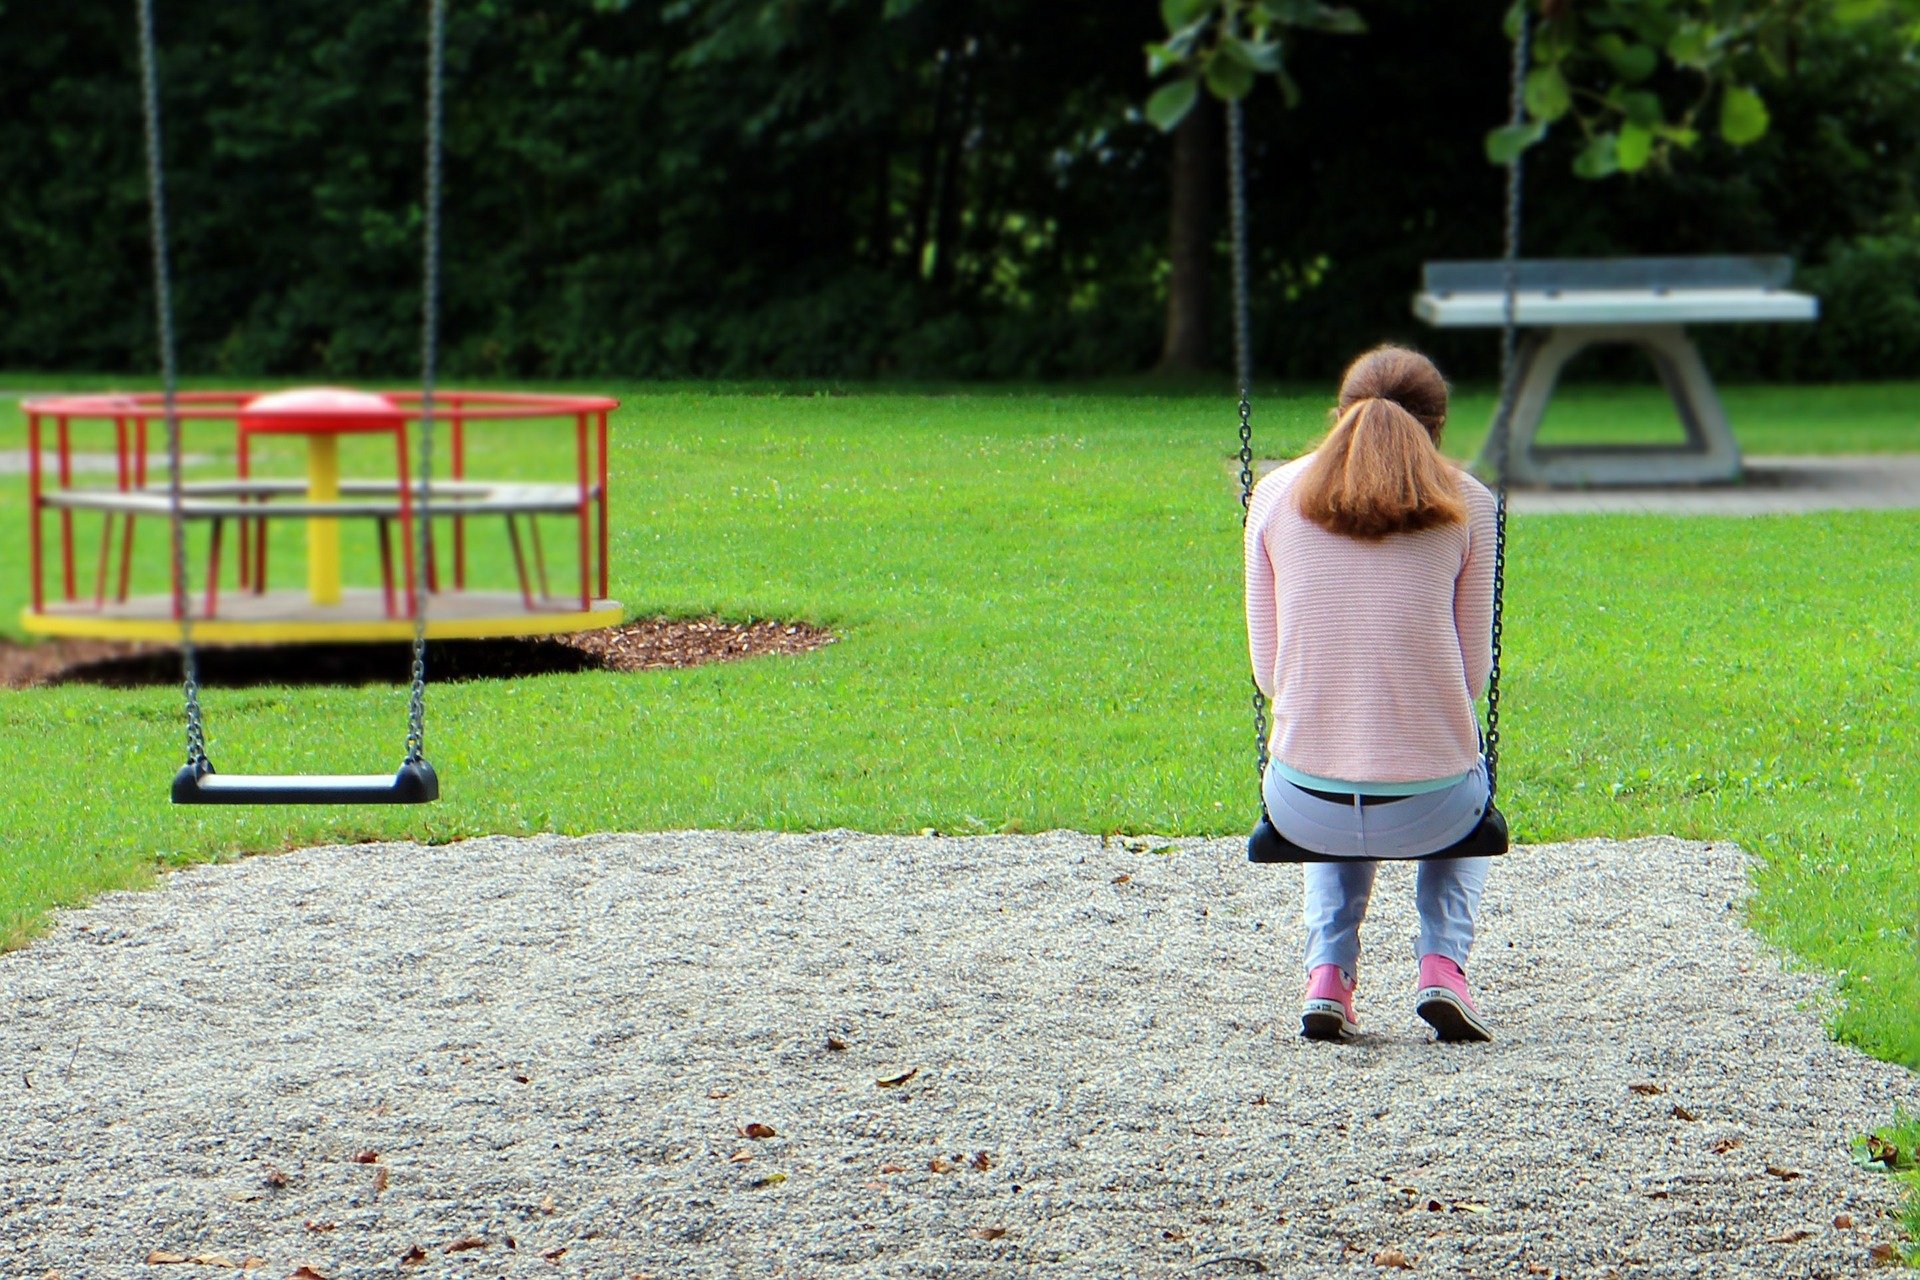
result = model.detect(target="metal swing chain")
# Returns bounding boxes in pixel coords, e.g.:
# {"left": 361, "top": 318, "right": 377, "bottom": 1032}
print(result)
{"left": 135, "top": 0, "right": 207, "bottom": 773}
{"left": 406, "top": 0, "right": 448, "bottom": 766}
{"left": 1483, "top": 2, "right": 1531, "bottom": 801}
{"left": 1226, "top": 96, "right": 1270, "bottom": 779}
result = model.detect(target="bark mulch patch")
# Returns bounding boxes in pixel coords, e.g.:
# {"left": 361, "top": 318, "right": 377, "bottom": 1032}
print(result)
{"left": 0, "top": 618, "right": 836, "bottom": 691}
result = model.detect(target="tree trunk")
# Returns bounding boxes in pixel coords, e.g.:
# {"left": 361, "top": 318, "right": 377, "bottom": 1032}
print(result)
{"left": 928, "top": 39, "right": 979, "bottom": 294}
{"left": 1158, "top": 101, "right": 1219, "bottom": 373}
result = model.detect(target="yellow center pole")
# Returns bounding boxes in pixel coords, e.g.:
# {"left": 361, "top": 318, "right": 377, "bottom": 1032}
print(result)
{"left": 307, "top": 434, "right": 342, "bottom": 605}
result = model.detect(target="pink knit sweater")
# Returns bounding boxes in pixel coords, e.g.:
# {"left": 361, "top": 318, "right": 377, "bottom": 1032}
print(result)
{"left": 1244, "top": 456, "right": 1497, "bottom": 784}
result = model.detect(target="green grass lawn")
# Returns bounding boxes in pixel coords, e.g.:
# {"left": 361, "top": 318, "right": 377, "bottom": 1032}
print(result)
{"left": 2, "top": 377, "right": 1917, "bottom": 1075}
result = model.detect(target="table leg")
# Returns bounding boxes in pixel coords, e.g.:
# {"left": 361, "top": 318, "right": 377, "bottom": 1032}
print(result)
{"left": 307, "top": 434, "right": 342, "bottom": 605}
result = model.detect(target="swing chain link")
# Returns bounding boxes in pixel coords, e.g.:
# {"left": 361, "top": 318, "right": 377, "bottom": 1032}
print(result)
{"left": 406, "top": 0, "right": 448, "bottom": 766}
{"left": 1483, "top": 1, "right": 1531, "bottom": 801}
{"left": 1226, "top": 96, "right": 1271, "bottom": 779}
{"left": 140, "top": 0, "right": 443, "bottom": 777}
{"left": 136, "top": 0, "right": 207, "bottom": 772}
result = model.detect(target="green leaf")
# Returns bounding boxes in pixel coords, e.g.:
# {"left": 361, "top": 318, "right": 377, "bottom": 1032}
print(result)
{"left": 1204, "top": 46, "right": 1257, "bottom": 100}
{"left": 1573, "top": 133, "right": 1621, "bottom": 179}
{"left": 1273, "top": 61, "right": 1301, "bottom": 108}
{"left": 1832, "top": 0, "right": 1888, "bottom": 21}
{"left": 1619, "top": 90, "right": 1664, "bottom": 128}
{"left": 1595, "top": 33, "right": 1658, "bottom": 82}
{"left": 1502, "top": 0, "right": 1526, "bottom": 41}
{"left": 1145, "top": 42, "right": 1185, "bottom": 76}
{"left": 1656, "top": 123, "right": 1700, "bottom": 149}
{"left": 1665, "top": 22, "right": 1712, "bottom": 69}
{"left": 1239, "top": 38, "right": 1283, "bottom": 74}
{"left": 1485, "top": 120, "right": 1547, "bottom": 166}
{"left": 1616, "top": 122, "right": 1655, "bottom": 172}
{"left": 1720, "top": 84, "right": 1770, "bottom": 145}
{"left": 1146, "top": 77, "right": 1200, "bottom": 131}
{"left": 1306, "top": 5, "right": 1366, "bottom": 34}
{"left": 1161, "top": 0, "right": 1215, "bottom": 32}
{"left": 1524, "top": 66, "right": 1572, "bottom": 123}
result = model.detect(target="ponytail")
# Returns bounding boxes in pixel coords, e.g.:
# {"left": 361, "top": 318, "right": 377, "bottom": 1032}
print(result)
{"left": 1295, "top": 347, "right": 1465, "bottom": 541}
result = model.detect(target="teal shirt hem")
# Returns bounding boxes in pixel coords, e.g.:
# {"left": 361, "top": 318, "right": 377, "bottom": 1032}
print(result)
{"left": 1269, "top": 760, "right": 1470, "bottom": 796}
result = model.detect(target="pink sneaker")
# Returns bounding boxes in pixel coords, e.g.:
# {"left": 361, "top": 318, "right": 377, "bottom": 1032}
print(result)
{"left": 1301, "top": 964, "right": 1359, "bottom": 1041}
{"left": 1415, "top": 955, "right": 1492, "bottom": 1042}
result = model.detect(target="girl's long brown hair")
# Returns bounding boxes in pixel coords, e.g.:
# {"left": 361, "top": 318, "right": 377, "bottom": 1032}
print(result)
{"left": 1294, "top": 345, "right": 1466, "bottom": 540}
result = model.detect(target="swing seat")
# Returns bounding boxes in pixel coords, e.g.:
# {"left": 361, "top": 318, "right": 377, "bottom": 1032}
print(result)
{"left": 1247, "top": 803, "right": 1508, "bottom": 864}
{"left": 171, "top": 760, "right": 439, "bottom": 806}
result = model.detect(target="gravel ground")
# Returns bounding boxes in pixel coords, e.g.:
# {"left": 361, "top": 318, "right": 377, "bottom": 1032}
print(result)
{"left": 1, "top": 831, "right": 1913, "bottom": 1279}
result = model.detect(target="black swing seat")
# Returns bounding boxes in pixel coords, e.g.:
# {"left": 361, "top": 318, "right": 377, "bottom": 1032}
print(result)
{"left": 1248, "top": 802, "right": 1508, "bottom": 864}
{"left": 172, "top": 760, "right": 439, "bottom": 806}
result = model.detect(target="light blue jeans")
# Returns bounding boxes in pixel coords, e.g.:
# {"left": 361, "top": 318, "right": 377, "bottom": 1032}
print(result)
{"left": 1263, "top": 759, "right": 1492, "bottom": 976}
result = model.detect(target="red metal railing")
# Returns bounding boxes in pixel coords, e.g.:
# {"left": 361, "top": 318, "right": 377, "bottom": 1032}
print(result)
{"left": 20, "top": 389, "right": 619, "bottom": 624}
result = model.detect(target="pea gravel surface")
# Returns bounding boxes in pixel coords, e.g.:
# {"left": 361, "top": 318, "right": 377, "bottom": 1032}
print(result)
{"left": 1, "top": 831, "right": 1913, "bottom": 1279}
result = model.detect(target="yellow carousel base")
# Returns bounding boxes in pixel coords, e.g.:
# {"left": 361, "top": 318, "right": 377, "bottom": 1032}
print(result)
{"left": 21, "top": 589, "right": 624, "bottom": 645}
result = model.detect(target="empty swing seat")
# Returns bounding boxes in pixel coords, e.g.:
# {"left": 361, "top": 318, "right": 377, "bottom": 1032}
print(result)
{"left": 172, "top": 760, "right": 439, "bottom": 805}
{"left": 1247, "top": 803, "right": 1509, "bottom": 864}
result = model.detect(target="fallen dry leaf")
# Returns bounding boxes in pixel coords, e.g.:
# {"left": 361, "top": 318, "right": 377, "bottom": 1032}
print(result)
{"left": 707, "top": 1089, "right": 732, "bottom": 1100}
{"left": 144, "top": 1253, "right": 190, "bottom": 1266}
{"left": 1865, "top": 1135, "right": 1902, "bottom": 1167}
{"left": 290, "top": 1269, "right": 331, "bottom": 1280}
{"left": 1767, "top": 1229, "right": 1813, "bottom": 1244}
{"left": 1163, "top": 1229, "right": 1190, "bottom": 1241}
{"left": 1426, "top": 1200, "right": 1444, "bottom": 1212}
{"left": 1870, "top": 1242, "right": 1902, "bottom": 1264}
{"left": 1525, "top": 1265, "right": 1551, "bottom": 1276}
{"left": 969, "top": 1226, "right": 1009, "bottom": 1241}
{"left": 1373, "top": 1247, "right": 1414, "bottom": 1269}
{"left": 352, "top": 1150, "right": 379, "bottom": 1164}
{"left": 304, "top": 1220, "right": 337, "bottom": 1233}
{"left": 373, "top": 1166, "right": 390, "bottom": 1193}
{"left": 1712, "top": 1138, "right": 1744, "bottom": 1155}
{"left": 512, "top": 1074, "right": 531, "bottom": 1084}
{"left": 1251, "top": 1093, "right": 1269, "bottom": 1106}
{"left": 1835, "top": 1214, "right": 1855, "bottom": 1229}
{"left": 540, "top": 1194, "right": 557, "bottom": 1215}
{"left": 543, "top": 1246, "right": 568, "bottom": 1263}
{"left": 972, "top": 1151, "right": 992, "bottom": 1172}
{"left": 1629, "top": 1083, "right": 1665, "bottom": 1096}
{"left": 729, "top": 1150, "right": 754, "bottom": 1164}
{"left": 400, "top": 1245, "right": 428, "bottom": 1267}
{"left": 190, "top": 1257, "right": 237, "bottom": 1270}
{"left": 740, "top": 1123, "right": 778, "bottom": 1140}
{"left": 826, "top": 1035, "right": 849, "bottom": 1051}
{"left": 876, "top": 1068, "right": 919, "bottom": 1088}
{"left": 929, "top": 1157, "right": 955, "bottom": 1174}
{"left": 1452, "top": 1202, "right": 1490, "bottom": 1214}
{"left": 880, "top": 1163, "right": 907, "bottom": 1174}
{"left": 239, "top": 1261, "right": 265, "bottom": 1272}
{"left": 263, "top": 1169, "right": 290, "bottom": 1188}
{"left": 1111, "top": 874, "right": 1131, "bottom": 885}
{"left": 1671, "top": 1105, "right": 1699, "bottom": 1122}
{"left": 445, "top": 1237, "right": 489, "bottom": 1254}
{"left": 1766, "top": 1165, "right": 1802, "bottom": 1181}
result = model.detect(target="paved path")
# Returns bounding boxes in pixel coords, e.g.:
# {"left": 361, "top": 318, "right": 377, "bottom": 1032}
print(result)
{"left": 1251, "top": 454, "right": 1920, "bottom": 516}
{"left": 1, "top": 832, "right": 1912, "bottom": 1278}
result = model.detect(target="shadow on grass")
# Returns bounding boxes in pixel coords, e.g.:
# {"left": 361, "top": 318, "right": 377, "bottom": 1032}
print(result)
{"left": 0, "top": 618, "right": 837, "bottom": 690}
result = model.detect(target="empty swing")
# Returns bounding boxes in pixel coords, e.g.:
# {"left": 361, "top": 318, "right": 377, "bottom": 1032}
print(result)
{"left": 138, "top": 0, "right": 451, "bottom": 806}
{"left": 1234, "top": 13, "right": 1530, "bottom": 864}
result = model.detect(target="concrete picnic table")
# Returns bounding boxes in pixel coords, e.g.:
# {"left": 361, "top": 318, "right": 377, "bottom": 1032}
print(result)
{"left": 1414, "top": 256, "right": 1818, "bottom": 486}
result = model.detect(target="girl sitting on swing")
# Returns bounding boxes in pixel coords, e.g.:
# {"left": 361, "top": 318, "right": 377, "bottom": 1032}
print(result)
{"left": 1243, "top": 345, "right": 1497, "bottom": 1043}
